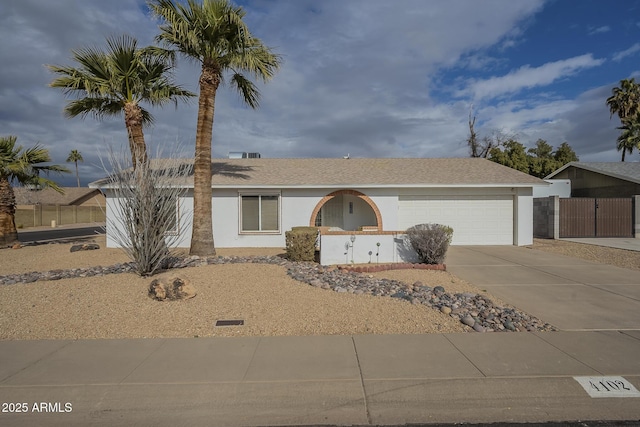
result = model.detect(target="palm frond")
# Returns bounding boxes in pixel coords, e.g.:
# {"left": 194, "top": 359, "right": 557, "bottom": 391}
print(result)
{"left": 149, "top": 0, "right": 280, "bottom": 110}
{"left": 230, "top": 73, "right": 260, "bottom": 108}
{"left": 0, "top": 136, "right": 68, "bottom": 188}
{"left": 67, "top": 150, "right": 84, "bottom": 163}
{"left": 64, "top": 97, "right": 123, "bottom": 120}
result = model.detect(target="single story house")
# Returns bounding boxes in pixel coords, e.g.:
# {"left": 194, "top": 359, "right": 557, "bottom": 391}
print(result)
{"left": 92, "top": 158, "right": 545, "bottom": 257}
{"left": 545, "top": 162, "right": 640, "bottom": 198}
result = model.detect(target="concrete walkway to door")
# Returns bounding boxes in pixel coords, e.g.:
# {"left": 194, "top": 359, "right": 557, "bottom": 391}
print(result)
{"left": 446, "top": 245, "right": 640, "bottom": 331}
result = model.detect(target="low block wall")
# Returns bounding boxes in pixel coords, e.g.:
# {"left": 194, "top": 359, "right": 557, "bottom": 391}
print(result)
{"left": 319, "top": 232, "right": 419, "bottom": 265}
{"left": 533, "top": 196, "right": 559, "bottom": 239}
{"left": 15, "top": 205, "right": 106, "bottom": 228}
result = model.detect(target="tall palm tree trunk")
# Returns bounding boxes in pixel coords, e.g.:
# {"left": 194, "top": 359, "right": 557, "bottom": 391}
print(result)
{"left": 190, "top": 61, "right": 221, "bottom": 256}
{"left": 124, "top": 103, "right": 148, "bottom": 169}
{"left": 0, "top": 176, "right": 18, "bottom": 247}
{"left": 75, "top": 161, "right": 80, "bottom": 187}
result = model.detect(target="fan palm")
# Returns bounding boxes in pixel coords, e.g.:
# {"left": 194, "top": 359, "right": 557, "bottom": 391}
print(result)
{"left": 607, "top": 78, "right": 640, "bottom": 122}
{"left": 66, "top": 149, "right": 84, "bottom": 187}
{"left": 607, "top": 79, "right": 640, "bottom": 161}
{"left": 0, "top": 136, "right": 69, "bottom": 247}
{"left": 616, "top": 120, "right": 640, "bottom": 162}
{"left": 48, "top": 35, "right": 194, "bottom": 168}
{"left": 149, "top": 0, "right": 281, "bottom": 255}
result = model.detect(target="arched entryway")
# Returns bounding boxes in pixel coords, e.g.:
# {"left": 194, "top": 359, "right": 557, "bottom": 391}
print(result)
{"left": 309, "top": 190, "right": 383, "bottom": 231}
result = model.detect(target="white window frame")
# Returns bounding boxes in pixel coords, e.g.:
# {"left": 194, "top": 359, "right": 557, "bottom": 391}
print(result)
{"left": 165, "top": 198, "right": 180, "bottom": 236}
{"left": 238, "top": 191, "right": 281, "bottom": 234}
{"left": 156, "top": 196, "right": 180, "bottom": 236}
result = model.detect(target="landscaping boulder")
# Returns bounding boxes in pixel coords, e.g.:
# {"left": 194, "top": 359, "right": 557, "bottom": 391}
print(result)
{"left": 148, "top": 277, "right": 197, "bottom": 301}
{"left": 70, "top": 243, "right": 100, "bottom": 252}
{"left": 148, "top": 280, "right": 167, "bottom": 300}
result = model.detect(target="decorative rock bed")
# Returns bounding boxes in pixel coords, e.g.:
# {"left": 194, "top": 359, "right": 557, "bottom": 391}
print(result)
{"left": 0, "top": 254, "right": 556, "bottom": 333}
{"left": 337, "top": 263, "right": 446, "bottom": 273}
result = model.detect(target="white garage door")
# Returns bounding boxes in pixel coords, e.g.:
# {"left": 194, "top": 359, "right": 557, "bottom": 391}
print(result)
{"left": 398, "top": 195, "right": 513, "bottom": 245}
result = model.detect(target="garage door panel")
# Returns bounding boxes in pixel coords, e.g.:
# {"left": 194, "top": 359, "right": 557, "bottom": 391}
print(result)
{"left": 398, "top": 196, "right": 513, "bottom": 245}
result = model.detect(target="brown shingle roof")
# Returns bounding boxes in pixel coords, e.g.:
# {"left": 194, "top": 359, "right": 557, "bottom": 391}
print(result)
{"left": 207, "top": 158, "right": 544, "bottom": 187}
{"left": 90, "top": 157, "right": 545, "bottom": 188}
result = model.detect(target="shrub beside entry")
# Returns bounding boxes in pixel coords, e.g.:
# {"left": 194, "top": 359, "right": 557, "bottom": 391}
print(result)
{"left": 406, "top": 223, "right": 453, "bottom": 265}
{"left": 285, "top": 226, "right": 318, "bottom": 262}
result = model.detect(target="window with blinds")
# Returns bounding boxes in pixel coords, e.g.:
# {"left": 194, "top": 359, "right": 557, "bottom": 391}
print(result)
{"left": 240, "top": 194, "right": 280, "bottom": 232}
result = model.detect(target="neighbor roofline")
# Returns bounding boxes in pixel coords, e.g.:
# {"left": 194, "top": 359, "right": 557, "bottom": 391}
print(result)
{"left": 545, "top": 161, "right": 640, "bottom": 185}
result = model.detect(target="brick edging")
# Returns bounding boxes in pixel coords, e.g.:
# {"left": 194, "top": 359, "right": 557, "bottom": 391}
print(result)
{"left": 337, "top": 263, "right": 446, "bottom": 273}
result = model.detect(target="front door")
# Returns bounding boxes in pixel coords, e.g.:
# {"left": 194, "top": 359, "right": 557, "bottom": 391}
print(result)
{"left": 321, "top": 195, "right": 343, "bottom": 229}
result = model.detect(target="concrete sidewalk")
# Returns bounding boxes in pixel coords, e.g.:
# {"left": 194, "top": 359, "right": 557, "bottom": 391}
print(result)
{"left": 1, "top": 332, "right": 640, "bottom": 426}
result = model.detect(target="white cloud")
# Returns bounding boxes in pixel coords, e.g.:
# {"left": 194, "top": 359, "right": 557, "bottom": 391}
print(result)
{"left": 612, "top": 43, "right": 640, "bottom": 62}
{"left": 589, "top": 25, "right": 611, "bottom": 35}
{"left": 460, "top": 54, "right": 605, "bottom": 101}
{"left": 0, "top": 0, "right": 631, "bottom": 184}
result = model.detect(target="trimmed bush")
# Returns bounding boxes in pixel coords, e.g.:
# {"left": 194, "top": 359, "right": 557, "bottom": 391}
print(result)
{"left": 406, "top": 223, "right": 453, "bottom": 265}
{"left": 285, "top": 226, "right": 318, "bottom": 262}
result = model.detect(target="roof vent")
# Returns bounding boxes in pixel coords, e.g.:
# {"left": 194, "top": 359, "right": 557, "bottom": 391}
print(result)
{"left": 228, "top": 152, "right": 261, "bottom": 159}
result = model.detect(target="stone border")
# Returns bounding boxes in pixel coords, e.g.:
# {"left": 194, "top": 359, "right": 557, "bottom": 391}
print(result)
{"left": 337, "top": 263, "right": 446, "bottom": 273}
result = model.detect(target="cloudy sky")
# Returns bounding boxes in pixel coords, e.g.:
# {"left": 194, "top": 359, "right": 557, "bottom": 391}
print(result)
{"left": 1, "top": 0, "right": 639, "bottom": 186}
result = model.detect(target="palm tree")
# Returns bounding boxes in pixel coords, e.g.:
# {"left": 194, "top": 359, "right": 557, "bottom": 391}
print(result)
{"left": 48, "top": 35, "right": 194, "bottom": 168}
{"left": 66, "top": 149, "right": 84, "bottom": 187}
{"left": 0, "top": 136, "right": 69, "bottom": 247}
{"left": 607, "top": 78, "right": 640, "bottom": 161}
{"left": 616, "top": 121, "right": 640, "bottom": 162}
{"left": 149, "top": 0, "right": 281, "bottom": 256}
{"left": 607, "top": 78, "right": 640, "bottom": 122}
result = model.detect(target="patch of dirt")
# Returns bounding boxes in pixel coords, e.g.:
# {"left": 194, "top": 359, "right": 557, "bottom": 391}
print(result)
{"left": 531, "top": 238, "right": 640, "bottom": 271}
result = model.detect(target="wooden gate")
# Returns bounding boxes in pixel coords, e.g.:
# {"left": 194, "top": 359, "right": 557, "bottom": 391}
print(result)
{"left": 559, "top": 198, "right": 633, "bottom": 238}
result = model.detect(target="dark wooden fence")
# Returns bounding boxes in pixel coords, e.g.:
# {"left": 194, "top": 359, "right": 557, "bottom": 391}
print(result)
{"left": 559, "top": 198, "right": 632, "bottom": 238}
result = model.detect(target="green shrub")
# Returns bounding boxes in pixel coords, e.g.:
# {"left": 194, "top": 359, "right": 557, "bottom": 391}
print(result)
{"left": 285, "top": 227, "right": 318, "bottom": 262}
{"left": 406, "top": 223, "right": 453, "bottom": 264}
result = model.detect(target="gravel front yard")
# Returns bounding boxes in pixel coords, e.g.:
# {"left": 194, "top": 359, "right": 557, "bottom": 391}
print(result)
{"left": 0, "top": 236, "right": 475, "bottom": 339}
{"left": 2, "top": 236, "right": 632, "bottom": 340}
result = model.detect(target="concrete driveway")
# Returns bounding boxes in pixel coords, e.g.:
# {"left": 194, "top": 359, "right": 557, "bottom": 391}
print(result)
{"left": 446, "top": 245, "right": 640, "bottom": 331}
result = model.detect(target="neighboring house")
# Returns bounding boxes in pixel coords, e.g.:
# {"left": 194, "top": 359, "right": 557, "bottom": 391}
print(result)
{"left": 14, "top": 187, "right": 106, "bottom": 228}
{"left": 545, "top": 162, "right": 640, "bottom": 198}
{"left": 14, "top": 187, "right": 106, "bottom": 209}
{"left": 92, "top": 157, "right": 545, "bottom": 250}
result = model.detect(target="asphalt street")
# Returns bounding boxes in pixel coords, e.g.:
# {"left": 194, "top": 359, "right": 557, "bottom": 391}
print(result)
{"left": 17, "top": 225, "right": 104, "bottom": 244}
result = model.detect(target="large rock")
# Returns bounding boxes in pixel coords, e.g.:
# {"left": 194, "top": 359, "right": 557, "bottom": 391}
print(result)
{"left": 170, "top": 277, "right": 197, "bottom": 300}
{"left": 148, "top": 279, "right": 167, "bottom": 301}
{"left": 148, "top": 277, "right": 196, "bottom": 301}
{"left": 461, "top": 315, "right": 476, "bottom": 327}
{"left": 70, "top": 243, "right": 100, "bottom": 252}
